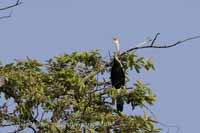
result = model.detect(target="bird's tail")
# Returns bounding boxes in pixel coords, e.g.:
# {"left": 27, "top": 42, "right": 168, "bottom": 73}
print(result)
{"left": 116, "top": 96, "right": 124, "bottom": 112}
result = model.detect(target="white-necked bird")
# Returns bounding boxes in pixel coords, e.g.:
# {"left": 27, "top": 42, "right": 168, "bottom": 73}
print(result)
{"left": 111, "top": 38, "right": 125, "bottom": 112}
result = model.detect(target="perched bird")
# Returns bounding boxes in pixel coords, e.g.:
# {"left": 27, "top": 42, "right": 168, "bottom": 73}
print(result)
{"left": 111, "top": 37, "right": 125, "bottom": 112}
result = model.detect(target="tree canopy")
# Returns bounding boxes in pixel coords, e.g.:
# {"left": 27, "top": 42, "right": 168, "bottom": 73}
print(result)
{"left": 0, "top": 48, "right": 159, "bottom": 132}
{"left": 0, "top": 35, "right": 199, "bottom": 132}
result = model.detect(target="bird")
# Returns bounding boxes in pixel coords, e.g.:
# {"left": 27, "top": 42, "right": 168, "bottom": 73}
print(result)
{"left": 111, "top": 37, "right": 125, "bottom": 112}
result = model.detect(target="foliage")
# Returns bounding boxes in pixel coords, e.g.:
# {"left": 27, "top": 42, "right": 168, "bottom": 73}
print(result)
{"left": 0, "top": 50, "right": 159, "bottom": 132}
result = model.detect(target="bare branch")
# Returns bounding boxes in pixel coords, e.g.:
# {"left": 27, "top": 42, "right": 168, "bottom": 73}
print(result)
{"left": 0, "top": 0, "right": 22, "bottom": 19}
{"left": 121, "top": 35, "right": 200, "bottom": 55}
{"left": 0, "top": 0, "right": 22, "bottom": 11}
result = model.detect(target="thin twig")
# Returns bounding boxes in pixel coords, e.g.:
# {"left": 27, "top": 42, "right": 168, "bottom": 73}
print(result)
{"left": 1, "top": 123, "right": 16, "bottom": 127}
{"left": 40, "top": 111, "right": 46, "bottom": 122}
{"left": 135, "top": 37, "right": 152, "bottom": 47}
{"left": 0, "top": 14, "right": 11, "bottom": 19}
{"left": 28, "top": 125, "right": 37, "bottom": 133}
{"left": 150, "top": 33, "right": 160, "bottom": 46}
{"left": 143, "top": 105, "right": 180, "bottom": 133}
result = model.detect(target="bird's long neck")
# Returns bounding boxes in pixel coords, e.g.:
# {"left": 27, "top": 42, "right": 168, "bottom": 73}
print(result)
{"left": 115, "top": 43, "right": 120, "bottom": 53}
{"left": 114, "top": 53, "right": 122, "bottom": 67}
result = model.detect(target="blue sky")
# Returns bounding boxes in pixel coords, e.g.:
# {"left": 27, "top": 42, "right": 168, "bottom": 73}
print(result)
{"left": 0, "top": 0, "right": 200, "bottom": 132}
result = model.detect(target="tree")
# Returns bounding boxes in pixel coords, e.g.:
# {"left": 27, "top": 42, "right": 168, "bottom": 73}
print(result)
{"left": 0, "top": 34, "right": 199, "bottom": 132}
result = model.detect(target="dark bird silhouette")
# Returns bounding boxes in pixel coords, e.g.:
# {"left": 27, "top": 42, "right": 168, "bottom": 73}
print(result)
{"left": 111, "top": 38, "right": 125, "bottom": 112}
